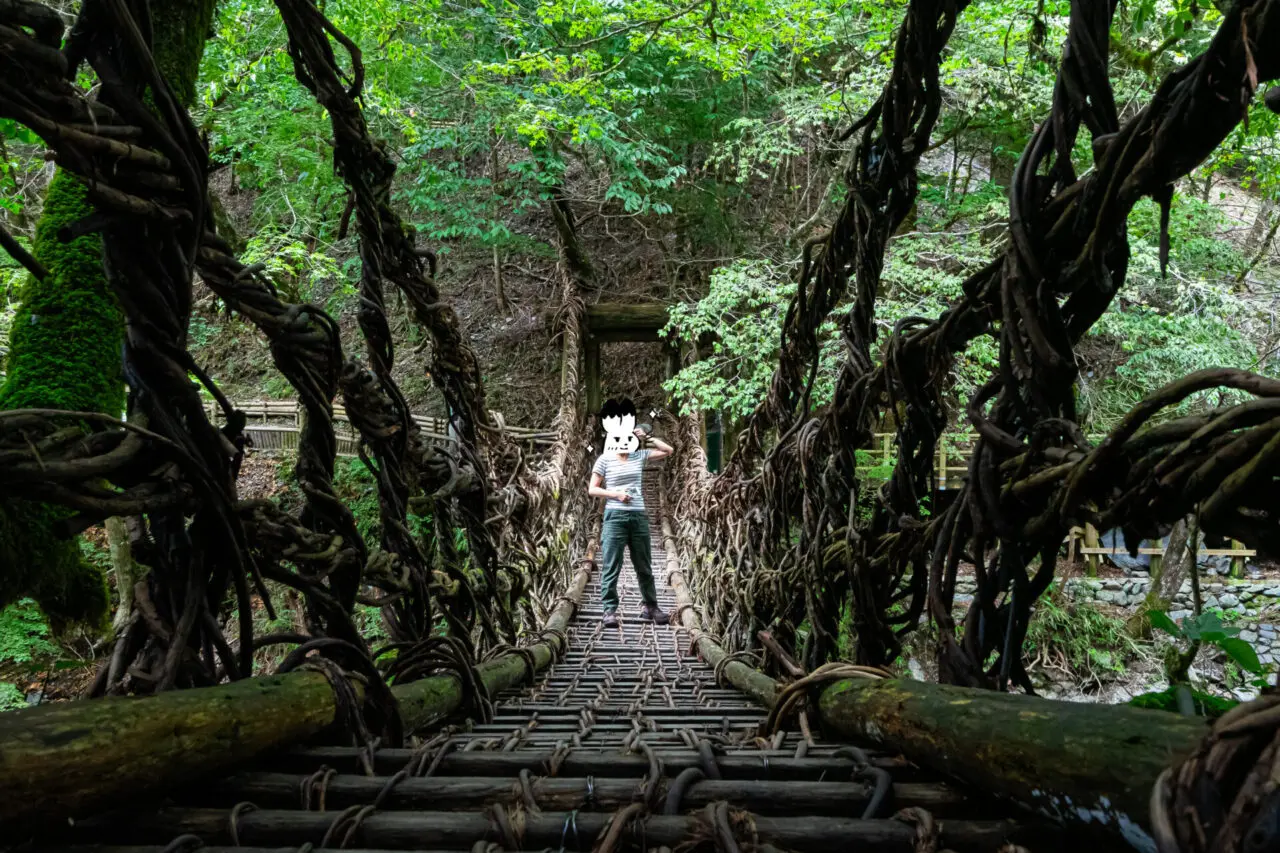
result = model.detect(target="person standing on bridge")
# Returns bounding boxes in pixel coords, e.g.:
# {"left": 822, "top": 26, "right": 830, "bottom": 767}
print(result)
{"left": 588, "top": 398, "right": 672, "bottom": 628}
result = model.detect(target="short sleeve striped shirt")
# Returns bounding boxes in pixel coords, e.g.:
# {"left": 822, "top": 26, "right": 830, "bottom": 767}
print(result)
{"left": 592, "top": 450, "right": 651, "bottom": 512}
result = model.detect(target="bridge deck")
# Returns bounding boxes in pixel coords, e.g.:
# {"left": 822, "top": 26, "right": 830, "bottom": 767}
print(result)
{"left": 35, "top": 513, "right": 1069, "bottom": 852}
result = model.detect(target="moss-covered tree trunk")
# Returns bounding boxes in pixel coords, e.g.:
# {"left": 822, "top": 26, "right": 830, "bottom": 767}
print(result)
{"left": 1129, "top": 516, "right": 1193, "bottom": 638}
{"left": 0, "top": 0, "right": 216, "bottom": 629}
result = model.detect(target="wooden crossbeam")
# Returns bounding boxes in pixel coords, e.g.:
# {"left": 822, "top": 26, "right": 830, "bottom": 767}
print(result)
{"left": 1076, "top": 547, "right": 1256, "bottom": 558}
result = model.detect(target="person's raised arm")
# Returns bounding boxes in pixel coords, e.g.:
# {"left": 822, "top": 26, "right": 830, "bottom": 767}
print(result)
{"left": 643, "top": 433, "right": 673, "bottom": 461}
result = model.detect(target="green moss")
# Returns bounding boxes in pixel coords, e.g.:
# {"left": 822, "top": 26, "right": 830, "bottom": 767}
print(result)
{"left": 0, "top": 173, "right": 124, "bottom": 631}
{"left": 150, "top": 0, "right": 216, "bottom": 107}
{"left": 0, "top": 501, "right": 109, "bottom": 633}
{"left": 0, "top": 0, "right": 215, "bottom": 632}
{"left": 1128, "top": 686, "right": 1237, "bottom": 719}
{"left": 0, "top": 172, "right": 125, "bottom": 415}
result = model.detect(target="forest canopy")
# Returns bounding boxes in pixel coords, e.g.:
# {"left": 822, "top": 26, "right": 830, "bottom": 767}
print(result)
{"left": 6, "top": 0, "right": 1274, "bottom": 434}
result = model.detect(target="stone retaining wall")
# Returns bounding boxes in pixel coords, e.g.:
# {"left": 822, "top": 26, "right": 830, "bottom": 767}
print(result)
{"left": 954, "top": 576, "right": 1280, "bottom": 666}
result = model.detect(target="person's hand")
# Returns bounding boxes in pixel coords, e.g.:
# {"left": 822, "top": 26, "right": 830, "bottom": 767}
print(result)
{"left": 633, "top": 427, "right": 647, "bottom": 441}
{"left": 615, "top": 491, "right": 631, "bottom": 503}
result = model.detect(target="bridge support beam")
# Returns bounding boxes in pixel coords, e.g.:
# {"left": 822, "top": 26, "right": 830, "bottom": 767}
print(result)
{"left": 0, "top": 561, "right": 594, "bottom": 833}
{"left": 815, "top": 676, "right": 1207, "bottom": 850}
{"left": 660, "top": 518, "right": 776, "bottom": 708}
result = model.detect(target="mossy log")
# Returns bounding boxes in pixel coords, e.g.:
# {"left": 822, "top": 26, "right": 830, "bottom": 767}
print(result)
{"left": 584, "top": 302, "right": 670, "bottom": 338}
{"left": 0, "top": 561, "right": 592, "bottom": 831}
{"left": 661, "top": 518, "right": 776, "bottom": 707}
{"left": 815, "top": 676, "right": 1208, "bottom": 851}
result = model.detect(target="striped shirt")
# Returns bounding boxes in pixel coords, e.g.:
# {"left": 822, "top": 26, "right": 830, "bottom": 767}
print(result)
{"left": 592, "top": 450, "right": 652, "bottom": 512}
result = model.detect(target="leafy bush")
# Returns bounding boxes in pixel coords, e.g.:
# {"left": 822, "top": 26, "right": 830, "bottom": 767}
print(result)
{"left": 1024, "top": 586, "right": 1139, "bottom": 680}
{"left": 662, "top": 259, "right": 841, "bottom": 419}
{"left": 0, "top": 681, "right": 24, "bottom": 711}
{"left": 1149, "top": 609, "right": 1266, "bottom": 683}
{"left": 0, "top": 598, "right": 60, "bottom": 668}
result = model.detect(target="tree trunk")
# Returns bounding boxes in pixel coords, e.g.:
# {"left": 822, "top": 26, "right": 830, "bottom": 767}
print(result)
{"left": 489, "top": 136, "right": 509, "bottom": 314}
{"left": 104, "top": 517, "right": 136, "bottom": 635}
{"left": 1245, "top": 197, "right": 1276, "bottom": 252}
{"left": 0, "top": 0, "right": 218, "bottom": 628}
{"left": 547, "top": 186, "right": 596, "bottom": 290}
{"left": 1129, "top": 516, "right": 1193, "bottom": 638}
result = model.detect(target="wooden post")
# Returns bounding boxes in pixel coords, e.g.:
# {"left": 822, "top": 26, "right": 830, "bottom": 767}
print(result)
{"left": 584, "top": 337, "right": 601, "bottom": 415}
{"left": 1231, "top": 540, "right": 1247, "bottom": 578}
{"left": 1084, "top": 523, "right": 1100, "bottom": 578}
{"left": 881, "top": 433, "right": 891, "bottom": 465}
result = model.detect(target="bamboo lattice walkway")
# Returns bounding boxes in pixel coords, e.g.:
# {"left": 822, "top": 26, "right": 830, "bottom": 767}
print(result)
{"left": 33, "top": 493, "right": 1068, "bottom": 852}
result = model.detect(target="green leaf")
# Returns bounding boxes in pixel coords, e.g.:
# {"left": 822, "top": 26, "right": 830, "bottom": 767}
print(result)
{"left": 0, "top": 682, "right": 25, "bottom": 712}
{"left": 1218, "top": 638, "right": 1263, "bottom": 674}
{"left": 1147, "top": 610, "right": 1181, "bottom": 637}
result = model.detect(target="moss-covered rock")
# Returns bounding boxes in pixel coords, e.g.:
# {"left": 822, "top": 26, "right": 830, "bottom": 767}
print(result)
{"left": 1128, "top": 686, "right": 1237, "bottom": 719}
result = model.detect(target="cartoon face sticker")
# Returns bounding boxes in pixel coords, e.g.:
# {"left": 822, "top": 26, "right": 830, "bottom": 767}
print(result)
{"left": 600, "top": 398, "right": 640, "bottom": 454}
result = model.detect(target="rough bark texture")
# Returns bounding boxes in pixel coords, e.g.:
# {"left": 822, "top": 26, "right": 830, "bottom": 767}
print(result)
{"left": 1130, "top": 517, "right": 1192, "bottom": 637}
{"left": 0, "top": 0, "right": 216, "bottom": 627}
{"left": 816, "top": 677, "right": 1208, "bottom": 851}
{"left": 104, "top": 516, "right": 135, "bottom": 634}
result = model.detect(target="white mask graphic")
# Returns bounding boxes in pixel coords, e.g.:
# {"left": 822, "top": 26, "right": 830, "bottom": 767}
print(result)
{"left": 600, "top": 398, "right": 641, "bottom": 454}
{"left": 602, "top": 412, "right": 638, "bottom": 454}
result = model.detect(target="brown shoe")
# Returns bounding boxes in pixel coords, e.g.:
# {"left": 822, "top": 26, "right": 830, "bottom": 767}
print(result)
{"left": 640, "top": 604, "right": 669, "bottom": 625}
{"left": 603, "top": 610, "right": 620, "bottom": 628}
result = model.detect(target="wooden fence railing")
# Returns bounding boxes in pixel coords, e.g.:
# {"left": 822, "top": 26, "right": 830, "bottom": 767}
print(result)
{"left": 206, "top": 398, "right": 555, "bottom": 456}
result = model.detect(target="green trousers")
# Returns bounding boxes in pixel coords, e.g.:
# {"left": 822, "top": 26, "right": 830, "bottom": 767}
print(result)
{"left": 600, "top": 509, "right": 657, "bottom": 613}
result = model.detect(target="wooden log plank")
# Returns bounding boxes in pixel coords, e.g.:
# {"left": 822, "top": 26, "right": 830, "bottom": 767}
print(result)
{"left": 196, "top": 772, "right": 971, "bottom": 816}
{"left": 585, "top": 302, "right": 670, "bottom": 332}
{"left": 271, "top": 747, "right": 920, "bottom": 780}
{"left": 0, "top": 563, "right": 594, "bottom": 831}
{"left": 1077, "top": 547, "right": 1255, "bottom": 557}
{"left": 815, "top": 676, "right": 1208, "bottom": 851}
{"left": 53, "top": 808, "right": 1034, "bottom": 853}
{"left": 0, "top": 673, "right": 336, "bottom": 836}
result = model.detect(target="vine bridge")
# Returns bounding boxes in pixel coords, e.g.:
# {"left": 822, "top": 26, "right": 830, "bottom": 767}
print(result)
{"left": 2, "top": 0, "right": 1280, "bottom": 852}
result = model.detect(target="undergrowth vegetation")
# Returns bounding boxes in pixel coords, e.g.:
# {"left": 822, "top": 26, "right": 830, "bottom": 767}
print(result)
{"left": 1023, "top": 586, "right": 1144, "bottom": 687}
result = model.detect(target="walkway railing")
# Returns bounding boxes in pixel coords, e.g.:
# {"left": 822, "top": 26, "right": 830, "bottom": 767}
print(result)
{"left": 204, "top": 398, "right": 555, "bottom": 456}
